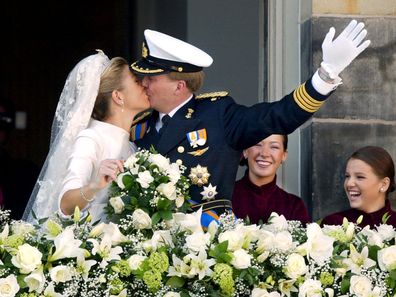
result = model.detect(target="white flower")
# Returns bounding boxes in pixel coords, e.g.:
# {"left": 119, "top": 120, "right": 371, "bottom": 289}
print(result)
{"left": 360, "top": 227, "right": 384, "bottom": 247}
{"left": 378, "top": 245, "right": 396, "bottom": 271}
{"left": 166, "top": 163, "right": 181, "bottom": 184}
{"left": 124, "top": 155, "right": 138, "bottom": 169}
{"left": 218, "top": 229, "right": 244, "bottom": 251}
{"left": 49, "top": 265, "right": 73, "bottom": 283}
{"left": 231, "top": 249, "right": 252, "bottom": 269}
{"left": 173, "top": 208, "right": 203, "bottom": 233}
{"left": 0, "top": 275, "right": 20, "bottom": 297}
{"left": 298, "top": 279, "right": 322, "bottom": 297}
{"left": 76, "top": 256, "right": 96, "bottom": 280}
{"left": 376, "top": 224, "right": 395, "bottom": 242}
{"left": 127, "top": 254, "right": 146, "bottom": 270}
{"left": 185, "top": 231, "right": 211, "bottom": 253}
{"left": 10, "top": 221, "right": 34, "bottom": 236}
{"left": 136, "top": 170, "right": 154, "bottom": 188}
{"left": 109, "top": 196, "right": 125, "bottom": 214}
{"left": 88, "top": 235, "right": 123, "bottom": 267}
{"left": 184, "top": 250, "right": 216, "bottom": 280}
{"left": 256, "top": 230, "right": 275, "bottom": 254}
{"left": 116, "top": 172, "right": 131, "bottom": 189}
{"left": 273, "top": 231, "right": 293, "bottom": 252}
{"left": 150, "top": 230, "right": 174, "bottom": 250}
{"left": 156, "top": 182, "right": 177, "bottom": 200}
{"left": 284, "top": 253, "right": 308, "bottom": 279}
{"left": 268, "top": 212, "right": 288, "bottom": 231}
{"left": 132, "top": 209, "right": 152, "bottom": 229}
{"left": 24, "top": 268, "right": 45, "bottom": 293}
{"left": 44, "top": 219, "right": 63, "bottom": 239}
{"left": 49, "top": 227, "right": 84, "bottom": 261}
{"left": 349, "top": 275, "right": 372, "bottom": 296}
{"left": 175, "top": 195, "right": 185, "bottom": 208}
{"left": 89, "top": 222, "right": 106, "bottom": 237}
{"left": 42, "top": 283, "right": 62, "bottom": 297}
{"left": 11, "top": 243, "right": 42, "bottom": 274}
{"left": 102, "top": 222, "right": 128, "bottom": 245}
{"left": 200, "top": 184, "right": 218, "bottom": 201}
{"left": 298, "top": 223, "right": 334, "bottom": 265}
{"left": 149, "top": 153, "right": 170, "bottom": 171}
{"left": 252, "top": 288, "right": 281, "bottom": 297}
{"left": 342, "top": 245, "right": 376, "bottom": 274}
{"left": 164, "top": 292, "right": 181, "bottom": 297}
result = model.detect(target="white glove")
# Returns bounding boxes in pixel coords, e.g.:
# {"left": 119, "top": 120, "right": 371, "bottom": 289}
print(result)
{"left": 321, "top": 19, "right": 371, "bottom": 78}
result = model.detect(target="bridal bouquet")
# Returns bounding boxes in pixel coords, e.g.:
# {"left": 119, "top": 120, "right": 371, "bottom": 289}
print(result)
{"left": 105, "top": 148, "right": 191, "bottom": 228}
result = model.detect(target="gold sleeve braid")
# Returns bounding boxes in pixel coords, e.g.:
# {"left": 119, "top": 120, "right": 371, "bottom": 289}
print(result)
{"left": 293, "top": 83, "right": 324, "bottom": 113}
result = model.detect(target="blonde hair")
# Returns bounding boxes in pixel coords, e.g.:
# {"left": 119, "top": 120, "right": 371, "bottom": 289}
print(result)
{"left": 92, "top": 57, "right": 128, "bottom": 121}
{"left": 168, "top": 71, "right": 205, "bottom": 93}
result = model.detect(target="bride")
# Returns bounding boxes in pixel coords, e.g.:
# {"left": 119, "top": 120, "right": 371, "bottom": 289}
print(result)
{"left": 23, "top": 50, "right": 150, "bottom": 222}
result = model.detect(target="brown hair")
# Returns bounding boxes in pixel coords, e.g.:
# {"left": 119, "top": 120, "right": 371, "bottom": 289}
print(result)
{"left": 92, "top": 57, "right": 128, "bottom": 121}
{"left": 349, "top": 146, "right": 396, "bottom": 194}
{"left": 168, "top": 71, "right": 205, "bottom": 93}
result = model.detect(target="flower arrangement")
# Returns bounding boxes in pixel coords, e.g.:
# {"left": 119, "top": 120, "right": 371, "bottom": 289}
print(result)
{"left": 0, "top": 204, "right": 396, "bottom": 297}
{"left": 105, "top": 148, "right": 191, "bottom": 228}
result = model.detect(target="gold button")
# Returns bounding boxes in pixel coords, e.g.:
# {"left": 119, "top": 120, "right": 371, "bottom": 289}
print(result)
{"left": 177, "top": 146, "right": 185, "bottom": 153}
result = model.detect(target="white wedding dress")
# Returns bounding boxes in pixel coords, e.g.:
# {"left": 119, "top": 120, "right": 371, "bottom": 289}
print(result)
{"left": 23, "top": 50, "right": 135, "bottom": 223}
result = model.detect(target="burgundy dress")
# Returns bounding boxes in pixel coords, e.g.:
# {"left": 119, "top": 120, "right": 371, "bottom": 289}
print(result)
{"left": 232, "top": 173, "right": 310, "bottom": 224}
{"left": 321, "top": 199, "right": 396, "bottom": 228}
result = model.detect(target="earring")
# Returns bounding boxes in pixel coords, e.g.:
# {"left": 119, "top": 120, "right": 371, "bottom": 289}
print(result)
{"left": 380, "top": 187, "right": 385, "bottom": 192}
{"left": 121, "top": 100, "right": 124, "bottom": 113}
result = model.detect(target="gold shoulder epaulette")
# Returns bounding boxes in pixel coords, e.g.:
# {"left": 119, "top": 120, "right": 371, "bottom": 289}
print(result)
{"left": 195, "top": 91, "right": 229, "bottom": 101}
{"left": 131, "top": 110, "right": 152, "bottom": 126}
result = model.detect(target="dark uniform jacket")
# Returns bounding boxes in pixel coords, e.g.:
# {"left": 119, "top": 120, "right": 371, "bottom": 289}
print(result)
{"left": 134, "top": 78, "right": 330, "bottom": 211}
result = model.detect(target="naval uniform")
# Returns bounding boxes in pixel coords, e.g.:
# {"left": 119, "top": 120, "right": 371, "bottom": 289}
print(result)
{"left": 134, "top": 77, "right": 329, "bottom": 223}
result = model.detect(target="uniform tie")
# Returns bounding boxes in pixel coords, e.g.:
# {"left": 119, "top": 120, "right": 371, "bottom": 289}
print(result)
{"left": 159, "top": 114, "right": 171, "bottom": 135}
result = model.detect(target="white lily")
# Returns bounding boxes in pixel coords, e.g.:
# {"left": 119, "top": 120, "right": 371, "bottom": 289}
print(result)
{"left": 49, "top": 227, "right": 84, "bottom": 262}
{"left": 342, "top": 244, "right": 376, "bottom": 274}
{"left": 88, "top": 235, "right": 122, "bottom": 268}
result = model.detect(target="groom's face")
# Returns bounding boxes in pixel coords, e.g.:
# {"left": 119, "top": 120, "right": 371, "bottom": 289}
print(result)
{"left": 142, "top": 74, "right": 180, "bottom": 114}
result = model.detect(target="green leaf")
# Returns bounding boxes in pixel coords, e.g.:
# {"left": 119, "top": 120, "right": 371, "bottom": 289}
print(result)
{"left": 157, "top": 197, "right": 171, "bottom": 210}
{"left": 340, "top": 276, "right": 350, "bottom": 294}
{"left": 389, "top": 269, "right": 396, "bottom": 280}
{"left": 159, "top": 210, "right": 173, "bottom": 220}
{"left": 166, "top": 276, "right": 185, "bottom": 288}
{"left": 151, "top": 212, "right": 161, "bottom": 225}
{"left": 122, "top": 174, "right": 133, "bottom": 189}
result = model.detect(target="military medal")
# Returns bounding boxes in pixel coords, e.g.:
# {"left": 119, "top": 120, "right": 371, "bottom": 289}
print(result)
{"left": 189, "top": 165, "right": 210, "bottom": 186}
{"left": 187, "top": 129, "right": 207, "bottom": 148}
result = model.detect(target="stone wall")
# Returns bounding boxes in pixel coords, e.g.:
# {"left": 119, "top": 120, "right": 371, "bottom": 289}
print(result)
{"left": 303, "top": 8, "right": 396, "bottom": 220}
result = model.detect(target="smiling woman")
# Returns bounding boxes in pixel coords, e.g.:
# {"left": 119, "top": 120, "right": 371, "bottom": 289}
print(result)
{"left": 321, "top": 146, "right": 396, "bottom": 228}
{"left": 232, "top": 134, "right": 311, "bottom": 224}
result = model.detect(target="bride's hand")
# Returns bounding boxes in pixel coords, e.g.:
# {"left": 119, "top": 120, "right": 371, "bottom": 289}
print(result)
{"left": 93, "top": 159, "right": 124, "bottom": 190}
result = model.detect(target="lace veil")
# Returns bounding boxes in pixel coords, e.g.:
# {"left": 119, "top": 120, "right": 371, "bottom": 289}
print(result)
{"left": 22, "top": 50, "right": 110, "bottom": 222}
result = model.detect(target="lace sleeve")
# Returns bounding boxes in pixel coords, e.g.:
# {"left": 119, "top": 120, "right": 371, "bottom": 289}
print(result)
{"left": 22, "top": 50, "right": 110, "bottom": 222}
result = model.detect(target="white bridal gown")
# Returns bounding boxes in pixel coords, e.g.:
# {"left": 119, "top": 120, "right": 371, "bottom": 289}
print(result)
{"left": 58, "top": 119, "right": 136, "bottom": 222}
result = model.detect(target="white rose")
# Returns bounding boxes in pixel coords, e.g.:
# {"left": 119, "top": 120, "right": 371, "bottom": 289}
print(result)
{"left": 50, "top": 265, "right": 73, "bottom": 283}
{"left": 149, "top": 154, "right": 170, "bottom": 171}
{"left": 156, "top": 182, "right": 177, "bottom": 200}
{"left": 378, "top": 245, "right": 396, "bottom": 271}
{"left": 360, "top": 227, "right": 384, "bottom": 248}
{"left": 231, "top": 249, "right": 252, "bottom": 269}
{"left": 252, "top": 288, "right": 281, "bottom": 297}
{"left": 268, "top": 212, "right": 288, "bottom": 231}
{"left": 349, "top": 275, "right": 372, "bottom": 296}
{"left": 185, "top": 231, "right": 211, "bottom": 253}
{"left": 0, "top": 275, "right": 19, "bottom": 297}
{"left": 151, "top": 230, "right": 174, "bottom": 250}
{"left": 109, "top": 196, "right": 125, "bottom": 214}
{"left": 164, "top": 292, "right": 181, "bottom": 297}
{"left": 124, "top": 155, "right": 138, "bottom": 169}
{"left": 175, "top": 196, "right": 184, "bottom": 208}
{"left": 376, "top": 224, "right": 395, "bottom": 241}
{"left": 24, "top": 268, "right": 45, "bottom": 293}
{"left": 273, "top": 231, "right": 293, "bottom": 251}
{"left": 298, "top": 279, "right": 322, "bottom": 297}
{"left": 11, "top": 243, "right": 42, "bottom": 274}
{"left": 116, "top": 172, "right": 131, "bottom": 189}
{"left": 11, "top": 221, "right": 34, "bottom": 236}
{"left": 136, "top": 170, "right": 154, "bottom": 188}
{"left": 166, "top": 163, "right": 181, "bottom": 184}
{"left": 131, "top": 209, "right": 152, "bottom": 229}
{"left": 284, "top": 253, "right": 308, "bottom": 279}
{"left": 218, "top": 230, "right": 244, "bottom": 251}
{"left": 127, "top": 254, "right": 146, "bottom": 270}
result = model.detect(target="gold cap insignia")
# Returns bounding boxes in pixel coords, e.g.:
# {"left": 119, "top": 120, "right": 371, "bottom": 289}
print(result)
{"left": 142, "top": 42, "right": 148, "bottom": 58}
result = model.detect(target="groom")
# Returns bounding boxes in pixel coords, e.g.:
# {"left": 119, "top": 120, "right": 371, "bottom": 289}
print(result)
{"left": 131, "top": 21, "right": 370, "bottom": 226}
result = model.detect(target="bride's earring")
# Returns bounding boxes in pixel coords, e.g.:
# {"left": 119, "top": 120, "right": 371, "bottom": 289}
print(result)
{"left": 120, "top": 100, "right": 124, "bottom": 113}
